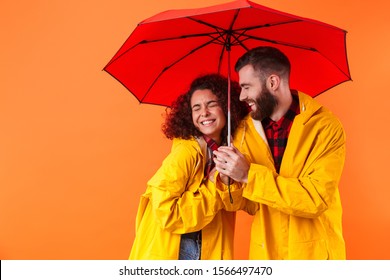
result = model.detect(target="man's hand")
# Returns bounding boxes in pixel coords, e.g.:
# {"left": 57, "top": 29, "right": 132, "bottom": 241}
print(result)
{"left": 213, "top": 144, "right": 250, "bottom": 183}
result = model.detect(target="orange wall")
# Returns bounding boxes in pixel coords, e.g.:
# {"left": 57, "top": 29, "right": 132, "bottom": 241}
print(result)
{"left": 1, "top": 0, "right": 389, "bottom": 260}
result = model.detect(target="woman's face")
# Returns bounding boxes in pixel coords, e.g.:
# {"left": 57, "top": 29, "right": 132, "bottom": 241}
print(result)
{"left": 191, "top": 89, "right": 226, "bottom": 144}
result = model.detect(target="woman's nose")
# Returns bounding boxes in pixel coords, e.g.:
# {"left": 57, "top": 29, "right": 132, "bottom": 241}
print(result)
{"left": 200, "top": 107, "right": 209, "bottom": 116}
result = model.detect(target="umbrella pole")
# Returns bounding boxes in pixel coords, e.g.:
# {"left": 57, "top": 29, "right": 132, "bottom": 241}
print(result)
{"left": 227, "top": 52, "right": 231, "bottom": 148}
{"left": 227, "top": 47, "right": 233, "bottom": 204}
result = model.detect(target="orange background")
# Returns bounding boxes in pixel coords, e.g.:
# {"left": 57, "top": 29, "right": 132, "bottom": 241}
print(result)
{"left": 1, "top": 0, "right": 389, "bottom": 260}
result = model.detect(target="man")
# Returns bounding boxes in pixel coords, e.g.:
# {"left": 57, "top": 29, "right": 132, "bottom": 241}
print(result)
{"left": 214, "top": 46, "right": 346, "bottom": 259}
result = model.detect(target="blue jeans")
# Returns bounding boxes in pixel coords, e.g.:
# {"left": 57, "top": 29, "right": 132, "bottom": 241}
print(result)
{"left": 179, "top": 237, "right": 201, "bottom": 260}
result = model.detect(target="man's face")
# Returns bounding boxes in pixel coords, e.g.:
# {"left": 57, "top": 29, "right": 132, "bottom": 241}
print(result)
{"left": 238, "top": 64, "right": 277, "bottom": 121}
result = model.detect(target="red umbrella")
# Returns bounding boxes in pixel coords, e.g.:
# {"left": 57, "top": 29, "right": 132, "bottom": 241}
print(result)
{"left": 104, "top": 0, "right": 351, "bottom": 143}
{"left": 104, "top": 0, "right": 351, "bottom": 202}
{"left": 104, "top": 0, "right": 350, "bottom": 101}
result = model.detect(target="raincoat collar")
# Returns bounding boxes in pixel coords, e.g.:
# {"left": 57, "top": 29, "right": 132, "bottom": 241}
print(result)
{"left": 246, "top": 91, "right": 322, "bottom": 146}
{"left": 172, "top": 137, "right": 206, "bottom": 157}
{"left": 296, "top": 91, "right": 323, "bottom": 124}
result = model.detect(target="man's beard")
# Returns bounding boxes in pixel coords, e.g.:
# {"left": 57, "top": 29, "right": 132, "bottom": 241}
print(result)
{"left": 250, "top": 86, "right": 278, "bottom": 121}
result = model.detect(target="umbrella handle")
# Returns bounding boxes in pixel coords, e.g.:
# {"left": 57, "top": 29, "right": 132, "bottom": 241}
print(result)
{"left": 228, "top": 178, "right": 233, "bottom": 204}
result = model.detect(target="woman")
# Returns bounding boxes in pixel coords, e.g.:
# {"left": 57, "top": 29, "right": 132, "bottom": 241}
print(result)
{"left": 129, "top": 74, "right": 248, "bottom": 260}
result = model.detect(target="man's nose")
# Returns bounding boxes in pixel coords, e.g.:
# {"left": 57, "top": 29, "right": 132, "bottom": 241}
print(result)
{"left": 239, "top": 90, "right": 246, "bottom": 101}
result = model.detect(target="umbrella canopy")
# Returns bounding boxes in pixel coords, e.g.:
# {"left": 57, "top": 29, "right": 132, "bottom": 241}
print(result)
{"left": 104, "top": 0, "right": 351, "bottom": 107}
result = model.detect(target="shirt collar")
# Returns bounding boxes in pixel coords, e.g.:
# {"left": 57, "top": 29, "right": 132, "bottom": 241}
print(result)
{"left": 262, "top": 91, "right": 300, "bottom": 130}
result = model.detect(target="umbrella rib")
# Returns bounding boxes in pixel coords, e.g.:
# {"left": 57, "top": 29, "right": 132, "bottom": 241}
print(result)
{"left": 217, "top": 9, "right": 241, "bottom": 73}
{"left": 187, "top": 17, "right": 312, "bottom": 53}
{"left": 241, "top": 32, "right": 351, "bottom": 78}
{"left": 187, "top": 17, "right": 229, "bottom": 33}
{"left": 188, "top": 17, "right": 303, "bottom": 38}
{"left": 105, "top": 31, "right": 226, "bottom": 68}
{"left": 316, "top": 50, "right": 352, "bottom": 79}
{"left": 140, "top": 36, "right": 226, "bottom": 103}
{"left": 140, "top": 32, "right": 222, "bottom": 43}
{"left": 235, "top": 19, "right": 302, "bottom": 32}
{"left": 241, "top": 33, "right": 317, "bottom": 51}
{"left": 240, "top": 32, "right": 351, "bottom": 79}
{"left": 106, "top": 19, "right": 305, "bottom": 68}
{"left": 235, "top": 32, "right": 351, "bottom": 82}
{"left": 230, "top": 32, "right": 250, "bottom": 51}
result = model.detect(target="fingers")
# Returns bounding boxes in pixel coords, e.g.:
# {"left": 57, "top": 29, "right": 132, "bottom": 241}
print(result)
{"left": 213, "top": 150, "right": 230, "bottom": 166}
{"left": 213, "top": 150, "right": 236, "bottom": 177}
{"left": 217, "top": 145, "right": 235, "bottom": 152}
{"left": 214, "top": 147, "right": 240, "bottom": 164}
{"left": 217, "top": 142, "right": 240, "bottom": 154}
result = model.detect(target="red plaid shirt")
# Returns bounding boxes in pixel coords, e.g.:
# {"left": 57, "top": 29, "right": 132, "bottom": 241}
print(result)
{"left": 262, "top": 92, "right": 300, "bottom": 173}
{"left": 203, "top": 135, "right": 219, "bottom": 177}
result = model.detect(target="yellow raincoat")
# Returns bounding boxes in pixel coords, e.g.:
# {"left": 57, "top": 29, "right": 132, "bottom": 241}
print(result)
{"left": 225, "top": 92, "right": 346, "bottom": 259}
{"left": 129, "top": 137, "right": 237, "bottom": 259}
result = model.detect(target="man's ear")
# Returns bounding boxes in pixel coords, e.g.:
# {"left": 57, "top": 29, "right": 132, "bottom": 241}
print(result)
{"left": 268, "top": 74, "right": 280, "bottom": 91}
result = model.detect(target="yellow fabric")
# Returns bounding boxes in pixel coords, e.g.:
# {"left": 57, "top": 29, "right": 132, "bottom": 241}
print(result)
{"left": 231, "top": 92, "right": 346, "bottom": 259}
{"left": 129, "top": 137, "right": 235, "bottom": 260}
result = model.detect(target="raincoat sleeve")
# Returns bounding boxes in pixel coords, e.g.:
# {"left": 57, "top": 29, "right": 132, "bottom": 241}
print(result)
{"left": 214, "top": 174, "right": 259, "bottom": 214}
{"left": 148, "top": 141, "right": 223, "bottom": 234}
{"left": 243, "top": 118, "right": 346, "bottom": 218}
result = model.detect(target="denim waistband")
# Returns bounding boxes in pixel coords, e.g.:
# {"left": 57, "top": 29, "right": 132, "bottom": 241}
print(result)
{"left": 181, "top": 231, "right": 201, "bottom": 240}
